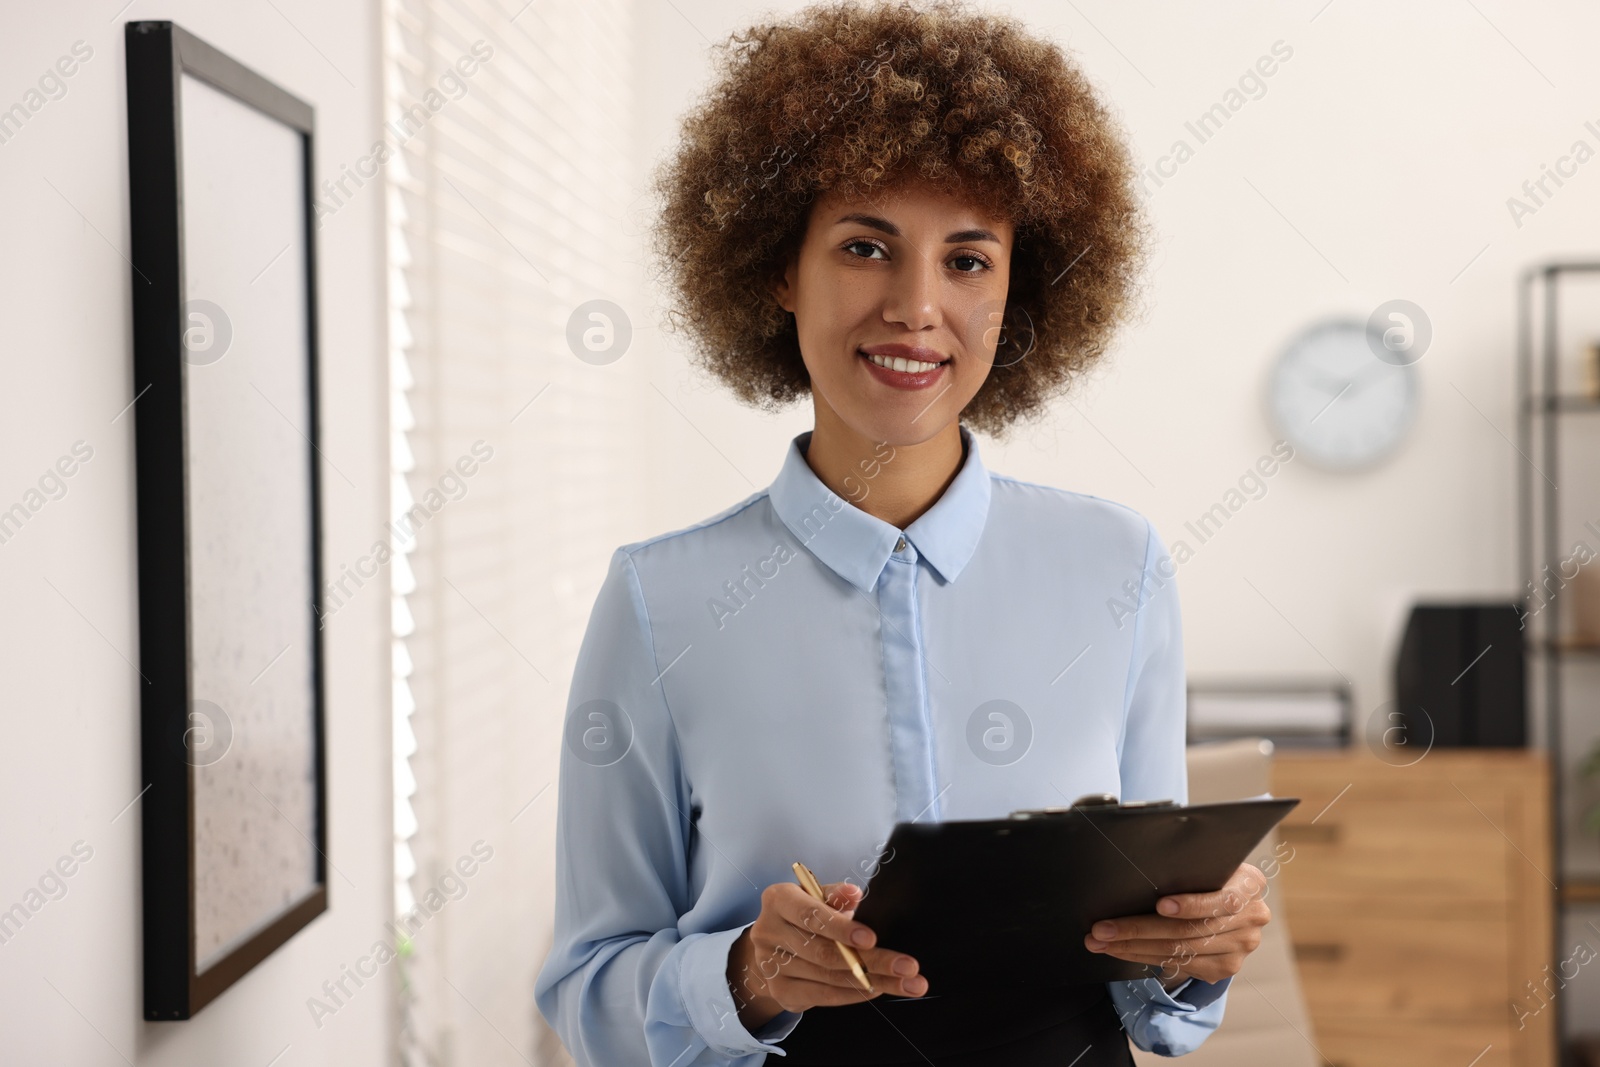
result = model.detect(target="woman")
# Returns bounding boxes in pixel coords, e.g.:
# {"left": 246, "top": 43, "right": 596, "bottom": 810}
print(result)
{"left": 534, "top": 2, "right": 1270, "bottom": 1064}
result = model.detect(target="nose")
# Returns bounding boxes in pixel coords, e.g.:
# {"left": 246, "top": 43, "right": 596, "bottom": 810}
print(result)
{"left": 879, "top": 245, "right": 942, "bottom": 332}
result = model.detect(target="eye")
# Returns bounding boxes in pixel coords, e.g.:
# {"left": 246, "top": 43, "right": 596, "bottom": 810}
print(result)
{"left": 843, "top": 239, "right": 887, "bottom": 260}
{"left": 951, "top": 252, "right": 992, "bottom": 273}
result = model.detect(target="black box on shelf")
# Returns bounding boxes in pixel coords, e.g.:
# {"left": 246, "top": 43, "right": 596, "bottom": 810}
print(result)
{"left": 1395, "top": 603, "right": 1526, "bottom": 747}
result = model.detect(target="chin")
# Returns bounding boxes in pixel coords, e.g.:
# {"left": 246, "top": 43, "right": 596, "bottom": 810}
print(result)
{"left": 839, "top": 411, "right": 957, "bottom": 448}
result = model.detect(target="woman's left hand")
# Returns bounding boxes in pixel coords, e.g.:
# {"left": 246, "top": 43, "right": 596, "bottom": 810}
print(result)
{"left": 1083, "top": 862, "right": 1270, "bottom": 985}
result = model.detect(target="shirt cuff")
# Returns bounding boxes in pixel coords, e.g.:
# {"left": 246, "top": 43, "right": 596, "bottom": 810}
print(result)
{"left": 1133, "top": 973, "right": 1232, "bottom": 1012}
{"left": 1109, "top": 974, "right": 1232, "bottom": 1056}
{"left": 678, "top": 923, "right": 804, "bottom": 1057}
{"left": 1156, "top": 977, "right": 1194, "bottom": 1002}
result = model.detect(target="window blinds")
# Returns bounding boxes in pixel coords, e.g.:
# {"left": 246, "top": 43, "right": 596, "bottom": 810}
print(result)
{"left": 383, "top": 0, "right": 640, "bottom": 1062}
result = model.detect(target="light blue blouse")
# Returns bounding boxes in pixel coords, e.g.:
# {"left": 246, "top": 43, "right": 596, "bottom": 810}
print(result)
{"left": 534, "top": 424, "right": 1231, "bottom": 1065}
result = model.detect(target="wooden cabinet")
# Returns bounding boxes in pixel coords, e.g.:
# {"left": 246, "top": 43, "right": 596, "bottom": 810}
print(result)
{"left": 1269, "top": 748, "right": 1554, "bottom": 1067}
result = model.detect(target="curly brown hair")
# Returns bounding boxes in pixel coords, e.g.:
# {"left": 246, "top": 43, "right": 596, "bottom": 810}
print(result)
{"left": 648, "top": 0, "right": 1151, "bottom": 439}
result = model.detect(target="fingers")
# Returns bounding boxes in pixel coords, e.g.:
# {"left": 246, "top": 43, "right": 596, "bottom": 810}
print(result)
{"left": 822, "top": 880, "right": 863, "bottom": 917}
{"left": 783, "top": 914, "right": 924, "bottom": 989}
{"left": 761, "top": 949, "right": 929, "bottom": 998}
{"left": 1089, "top": 902, "right": 1265, "bottom": 945}
{"left": 1092, "top": 931, "right": 1257, "bottom": 961}
{"left": 764, "top": 974, "right": 886, "bottom": 1013}
{"left": 1091, "top": 863, "right": 1272, "bottom": 944}
{"left": 1154, "top": 863, "right": 1268, "bottom": 922}
{"left": 1077, "top": 865, "right": 1271, "bottom": 985}
{"left": 1086, "top": 887, "right": 1270, "bottom": 977}
{"left": 1087, "top": 906, "right": 1267, "bottom": 974}
{"left": 769, "top": 882, "right": 877, "bottom": 953}
{"left": 733, "top": 941, "right": 928, "bottom": 1004}
{"left": 751, "top": 883, "right": 927, "bottom": 997}
{"left": 822, "top": 880, "right": 862, "bottom": 902}
{"left": 853, "top": 944, "right": 926, "bottom": 987}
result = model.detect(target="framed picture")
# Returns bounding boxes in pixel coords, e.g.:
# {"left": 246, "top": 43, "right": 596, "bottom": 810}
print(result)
{"left": 125, "top": 21, "right": 327, "bottom": 1019}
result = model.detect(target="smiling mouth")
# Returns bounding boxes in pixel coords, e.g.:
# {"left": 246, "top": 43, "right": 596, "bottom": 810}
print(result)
{"left": 858, "top": 349, "right": 950, "bottom": 373}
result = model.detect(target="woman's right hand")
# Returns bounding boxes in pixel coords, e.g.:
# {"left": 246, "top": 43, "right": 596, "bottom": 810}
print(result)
{"left": 726, "top": 880, "right": 928, "bottom": 1030}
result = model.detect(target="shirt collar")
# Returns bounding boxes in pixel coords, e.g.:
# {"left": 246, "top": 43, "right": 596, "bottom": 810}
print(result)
{"left": 768, "top": 423, "right": 992, "bottom": 593}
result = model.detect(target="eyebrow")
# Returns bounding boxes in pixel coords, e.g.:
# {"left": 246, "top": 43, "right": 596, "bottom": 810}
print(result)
{"left": 833, "top": 212, "right": 1004, "bottom": 245}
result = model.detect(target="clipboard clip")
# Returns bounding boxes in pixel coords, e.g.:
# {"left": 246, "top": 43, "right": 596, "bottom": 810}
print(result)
{"left": 1007, "top": 794, "right": 1178, "bottom": 819}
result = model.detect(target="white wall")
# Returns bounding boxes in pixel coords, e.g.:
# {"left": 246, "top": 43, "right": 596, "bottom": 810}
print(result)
{"left": 0, "top": 2, "right": 393, "bottom": 1064}
{"left": 624, "top": 0, "right": 1600, "bottom": 1046}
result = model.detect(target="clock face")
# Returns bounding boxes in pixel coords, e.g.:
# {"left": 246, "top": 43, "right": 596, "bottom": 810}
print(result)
{"left": 1267, "top": 320, "right": 1418, "bottom": 472}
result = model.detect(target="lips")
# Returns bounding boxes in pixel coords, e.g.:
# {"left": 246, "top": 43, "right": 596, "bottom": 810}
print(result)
{"left": 857, "top": 346, "right": 950, "bottom": 391}
{"left": 858, "top": 344, "right": 950, "bottom": 373}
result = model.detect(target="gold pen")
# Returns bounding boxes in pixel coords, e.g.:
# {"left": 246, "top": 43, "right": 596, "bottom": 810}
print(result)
{"left": 791, "top": 861, "right": 873, "bottom": 992}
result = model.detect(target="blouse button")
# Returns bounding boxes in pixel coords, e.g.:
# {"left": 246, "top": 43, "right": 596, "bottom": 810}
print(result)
{"left": 894, "top": 535, "right": 907, "bottom": 552}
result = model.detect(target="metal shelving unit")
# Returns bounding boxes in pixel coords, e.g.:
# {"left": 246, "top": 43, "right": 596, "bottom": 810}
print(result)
{"left": 1516, "top": 260, "right": 1600, "bottom": 1065}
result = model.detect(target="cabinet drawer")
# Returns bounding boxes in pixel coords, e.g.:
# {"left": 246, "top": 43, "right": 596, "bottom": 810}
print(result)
{"left": 1316, "top": 1018, "right": 1512, "bottom": 1067}
{"left": 1274, "top": 795, "right": 1512, "bottom": 902}
{"left": 1288, "top": 904, "right": 1512, "bottom": 1020}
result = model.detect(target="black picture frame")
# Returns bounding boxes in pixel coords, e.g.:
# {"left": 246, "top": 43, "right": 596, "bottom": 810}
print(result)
{"left": 125, "top": 20, "right": 327, "bottom": 1020}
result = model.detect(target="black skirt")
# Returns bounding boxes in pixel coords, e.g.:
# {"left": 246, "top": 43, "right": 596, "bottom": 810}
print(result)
{"left": 773, "top": 982, "right": 1136, "bottom": 1066}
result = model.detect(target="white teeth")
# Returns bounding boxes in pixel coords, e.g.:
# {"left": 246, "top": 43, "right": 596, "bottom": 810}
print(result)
{"left": 865, "top": 352, "right": 942, "bottom": 373}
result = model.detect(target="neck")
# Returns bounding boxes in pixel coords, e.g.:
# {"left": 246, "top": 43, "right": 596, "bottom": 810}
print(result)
{"left": 803, "top": 403, "right": 966, "bottom": 530}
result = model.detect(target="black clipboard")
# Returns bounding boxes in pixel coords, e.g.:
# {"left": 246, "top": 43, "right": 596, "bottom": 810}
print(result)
{"left": 849, "top": 793, "right": 1300, "bottom": 994}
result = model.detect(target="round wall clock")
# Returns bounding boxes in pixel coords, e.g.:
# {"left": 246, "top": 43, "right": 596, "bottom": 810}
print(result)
{"left": 1266, "top": 319, "right": 1418, "bottom": 472}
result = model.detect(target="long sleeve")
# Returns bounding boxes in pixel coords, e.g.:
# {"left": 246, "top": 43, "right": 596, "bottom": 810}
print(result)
{"left": 1106, "top": 519, "right": 1232, "bottom": 1056}
{"left": 533, "top": 547, "right": 803, "bottom": 1066}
